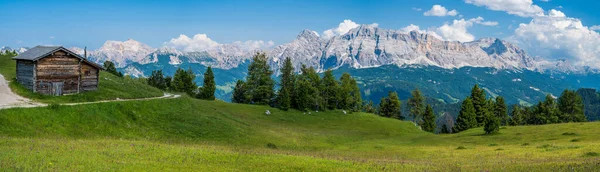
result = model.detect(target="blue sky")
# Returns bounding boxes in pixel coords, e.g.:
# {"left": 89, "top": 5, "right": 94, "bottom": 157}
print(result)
{"left": 1, "top": 0, "right": 599, "bottom": 67}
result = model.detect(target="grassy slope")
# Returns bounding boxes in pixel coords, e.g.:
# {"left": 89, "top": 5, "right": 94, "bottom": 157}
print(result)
{"left": 0, "top": 97, "right": 599, "bottom": 171}
{"left": 0, "top": 54, "right": 163, "bottom": 104}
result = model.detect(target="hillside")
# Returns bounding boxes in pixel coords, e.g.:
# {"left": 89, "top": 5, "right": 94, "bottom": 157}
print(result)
{"left": 0, "top": 97, "right": 599, "bottom": 171}
{"left": 0, "top": 53, "right": 163, "bottom": 104}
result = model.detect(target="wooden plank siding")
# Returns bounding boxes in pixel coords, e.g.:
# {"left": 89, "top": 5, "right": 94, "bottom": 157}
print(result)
{"left": 80, "top": 63, "right": 99, "bottom": 91}
{"left": 16, "top": 60, "right": 35, "bottom": 90}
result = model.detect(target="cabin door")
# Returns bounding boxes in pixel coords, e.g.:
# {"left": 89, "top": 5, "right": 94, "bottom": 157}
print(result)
{"left": 51, "top": 82, "right": 63, "bottom": 96}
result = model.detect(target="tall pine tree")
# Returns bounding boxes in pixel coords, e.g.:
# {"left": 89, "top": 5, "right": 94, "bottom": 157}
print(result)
{"left": 339, "top": 73, "right": 362, "bottom": 112}
{"left": 322, "top": 69, "right": 339, "bottom": 110}
{"left": 494, "top": 96, "right": 508, "bottom": 125}
{"left": 172, "top": 68, "right": 197, "bottom": 96}
{"left": 198, "top": 67, "right": 216, "bottom": 100}
{"left": 276, "top": 57, "right": 295, "bottom": 110}
{"left": 484, "top": 99, "right": 500, "bottom": 134}
{"left": 232, "top": 80, "right": 247, "bottom": 103}
{"left": 408, "top": 88, "right": 425, "bottom": 124}
{"left": 379, "top": 91, "right": 401, "bottom": 119}
{"left": 453, "top": 97, "right": 477, "bottom": 132}
{"left": 245, "top": 52, "right": 275, "bottom": 105}
{"left": 509, "top": 105, "right": 523, "bottom": 126}
{"left": 421, "top": 104, "right": 436, "bottom": 132}
{"left": 558, "top": 89, "right": 586, "bottom": 122}
{"left": 471, "top": 84, "right": 487, "bottom": 126}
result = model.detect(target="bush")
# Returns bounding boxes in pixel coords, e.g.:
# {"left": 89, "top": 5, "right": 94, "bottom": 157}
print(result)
{"left": 456, "top": 146, "right": 467, "bottom": 150}
{"left": 562, "top": 132, "right": 577, "bottom": 136}
{"left": 584, "top": 152, "right": 600, "bottom": 157}
{"left": 570, "top": 138, "right": 582, "bottom": 142}
{"left": 266, "top": 143, "right": 277, "bottom": 149}
{"left": 521, "top": 143, "right": 530, "bottom": 146}
{"left": 488, "top": 143, "right": 499, "bottom": 146}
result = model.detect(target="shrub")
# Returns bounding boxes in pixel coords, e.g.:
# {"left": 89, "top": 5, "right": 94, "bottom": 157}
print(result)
{"left": 266, "top": 143, "right": 277, "bottom": 149}
{"left": 521, "top": 143, "right": 530, "bottom": 146}
{"left": 488, "top": 143, "right": 499, "bottom": 146}
{"left": 456, "top": 146, "right": 467, "bottom": 150}
{"left": 571, "top": 138, "right": 582, "bottom": 142}
{"left": 562, "top": 132, "right": 577, "bottom": 136}
{"left": 584, "top": 152, "right": 600, "bottom": 157}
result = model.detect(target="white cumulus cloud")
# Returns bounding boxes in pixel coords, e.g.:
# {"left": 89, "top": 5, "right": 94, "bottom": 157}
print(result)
{"left": 591, "top": 25, "right": 600, "bottom": 31}
{"left": 400, "top": 24, "right": 444, "bottom": 40}
{"left": 465, "top": 0, "right": 544, "bottom": 17}
{"left": 322, "top": 20, "right": 360, "bottom": 39}
{"left": 435, "top": 17, "right": 498, "bottom": 42}
{"left": 423, "top": 5, "right": 459, "bottom": 17}
{"left": 165, "top": 34, "right": 274, "bottom": 52}
{"left": 511, "top": 9, "right": 600, "bottom": 68}
{"left": 322, "top": 20, "right": 379, "bottom": 39}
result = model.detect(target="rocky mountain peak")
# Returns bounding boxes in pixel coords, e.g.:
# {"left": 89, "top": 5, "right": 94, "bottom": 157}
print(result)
{"left": 297, "top": 29, "right": 320, "bottom": 40}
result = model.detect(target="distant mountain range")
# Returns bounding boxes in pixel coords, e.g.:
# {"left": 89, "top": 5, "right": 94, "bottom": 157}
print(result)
{"left": 4, "top": 25, "right": 600, "bottom": 105}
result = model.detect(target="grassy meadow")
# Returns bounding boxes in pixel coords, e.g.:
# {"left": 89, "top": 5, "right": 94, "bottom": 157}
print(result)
{"left": 0, "top": 97, "right": 599, "bottom": 171}
{"left": 0, "top": 53, "right": 163, "bottom": 104}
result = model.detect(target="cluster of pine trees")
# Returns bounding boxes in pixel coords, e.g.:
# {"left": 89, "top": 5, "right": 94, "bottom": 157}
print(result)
{"left": 508, "top": 90, "right": 586, "bottom": 126}
{"left": 232, "top": 53, "right": 362, "bottom": 112}
{"left": 371, "top": 89, "right": 437, "bottom": 133}
{"left": 452, "top": 85, "right": 586, "bottom": 134}
{"left": 103, "top": 61, "right": 123, "bottom": 77}
{"left": 146, "top": 67, "right": 216, "bottom": 100}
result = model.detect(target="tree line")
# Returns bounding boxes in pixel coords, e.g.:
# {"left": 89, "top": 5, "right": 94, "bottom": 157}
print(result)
{"left": 451, "top": 84, "right": 586, "bottom": 134}
{"left": 232, "top": 53, "right": 363, "bottom": 112}
{"left": 145, "top": 66, "right": 216, "bottom": 101}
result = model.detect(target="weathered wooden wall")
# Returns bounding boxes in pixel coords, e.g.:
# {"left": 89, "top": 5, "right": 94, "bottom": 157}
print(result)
{"left": 80, "top": 62, "right": 99, "bottom": 91}
{"left": 35, "top": 50, "right": 80, "bottom": 95}
{"left": 16, "top": 60, "right": 35, "bottom": 91}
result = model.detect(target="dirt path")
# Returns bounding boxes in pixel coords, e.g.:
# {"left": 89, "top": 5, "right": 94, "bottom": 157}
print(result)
{"left": 0, "top": 74, "right": 180, "bottom": 110}
{"left": 0, "top": 74, "right": 43, "bottom": 109}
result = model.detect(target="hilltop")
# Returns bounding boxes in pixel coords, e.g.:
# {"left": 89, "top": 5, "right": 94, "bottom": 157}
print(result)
{"left": 0, "top": 97, "right": 599, "bottom": 171}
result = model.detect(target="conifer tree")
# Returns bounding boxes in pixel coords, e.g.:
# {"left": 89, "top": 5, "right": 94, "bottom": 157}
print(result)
{"left": 172, "top": 68, "right": 197, "bottom": 96}
{"left": 198, "top": 67, "right": 216, "bottom": 100}
{"left": 147, "top": 70, "right": 167, "bottom": 90}
{"left": 103, "top": 61, "right": 123, "bottom": 77}
{"left": 558, "top": 89, "right": 586, "bottom": 122}
{"left": 301, "top": 65, "right": 324, "bottom": 110}
{"left": 453, "top": 97, "right": 477, "bottom": 132}
{"left": 408, "top": 88, "right": 425, "bottom": 124}
{"left": 364, "top": 101, "right": 376, "bottom": 113}
{"left": 509, "top": 105, "right": 524, "bottom": 126}
{"left": 379, "top": 91, "right": 401, "bottom": 119}
{"left": 338, "top": 73, "right": 362, "bottom": 111}
{"left": 494, "top": 96, "right": 508, "bottom": 125}
{"left": 471, "top": 84, "right": 487, "bottom": 126}
{"left": 245, "top": 52, "right": 275, "bottom": 105}
{"left": 349, "top": 78, "right": 362, "bottom": 112}
{"left": 484, "top": 99, "right": 500, "bottom": 134}
{"left": 165, "top": 76, "right": 172, "bottom": 91}
{"left": 277, "top": 57, "right": 295, "bottom": 110}
{"left": 322, "top": 69, "right": 339, "bottom": 110}
{"left": 421, "top": 104, "right": 436, "bottom": 132}
{"left": 542, "top": 94, "right": 560, "bottom": 124}
{"left": 232, "top": 80, "right": 247, "bottom": 103}
{"left": 294, "top": 76, "right": 313, "bottom": 111}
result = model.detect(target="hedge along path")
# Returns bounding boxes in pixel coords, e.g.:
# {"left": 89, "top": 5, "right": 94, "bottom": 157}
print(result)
{"left": 0, "top": 73, "right": 180, "bottom": 110}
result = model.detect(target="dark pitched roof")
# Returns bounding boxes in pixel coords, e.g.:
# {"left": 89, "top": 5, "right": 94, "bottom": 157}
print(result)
{"left": 13, "top": 45, "right": 104, "bottom": 70}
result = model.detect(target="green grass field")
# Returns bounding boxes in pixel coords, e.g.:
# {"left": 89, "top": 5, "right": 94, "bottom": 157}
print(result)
{"left": 0, "top": 53, "right": 163, "bottom": 104}
{"left": 1, "top": 97, "right": 599, "bottom": 171}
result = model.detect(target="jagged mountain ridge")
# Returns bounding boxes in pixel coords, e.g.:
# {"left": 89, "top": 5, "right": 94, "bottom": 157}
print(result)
{"left": 269, "top": 25, "right": 538, "bottom": 73}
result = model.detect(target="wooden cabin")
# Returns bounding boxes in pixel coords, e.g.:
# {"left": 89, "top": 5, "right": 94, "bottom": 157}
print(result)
{"left": 12, "top": 46, "right": 103, "bottom": 96}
